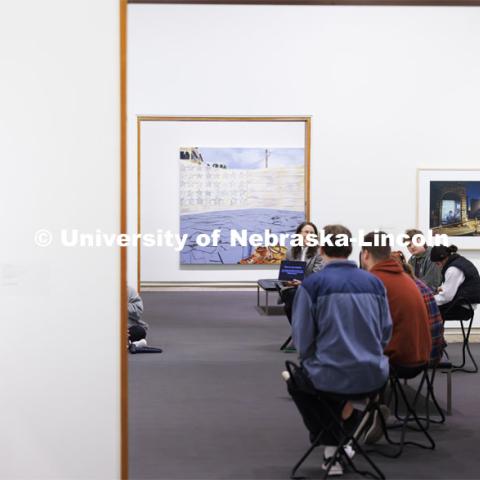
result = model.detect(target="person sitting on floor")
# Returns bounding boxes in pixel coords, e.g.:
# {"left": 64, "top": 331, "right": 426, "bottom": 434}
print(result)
{"left": 391, "top": 250, "right": 446, "bottom": 366}
{"left": 404, "top": 228, "right": 442, "bottom": 291}
{"left": 128, "top": 285, "right": 148, "bottom": 348}
{"left": 360, "top": 232, "right": 431, "bottom": 444}
{"left": 286, "top": 224, "right": 392, "bottom": 476}
{"left": 430, "top": 245, "right": 480, "bottom": 320}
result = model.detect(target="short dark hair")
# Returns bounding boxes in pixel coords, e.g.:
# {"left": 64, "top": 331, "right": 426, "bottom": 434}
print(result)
{"left": 405, "top": 228, "right": 427, "bottom": 247}
{"left": 322, "top": 224, "right": 353, "bottom": 258}
{"left": 362, "top": 231, "right": 392, "bottom": 261}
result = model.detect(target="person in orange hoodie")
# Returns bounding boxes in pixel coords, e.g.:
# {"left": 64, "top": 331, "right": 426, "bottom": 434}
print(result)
{"left": 360, "top": 231, "right": 431, "bottom": 366}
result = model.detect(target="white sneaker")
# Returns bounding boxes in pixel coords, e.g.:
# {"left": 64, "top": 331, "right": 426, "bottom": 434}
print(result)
{"left": 132, "top": 338, "right": 147, "bottom": 348}
{"left": 343, "top": 444, "right": 355, "bottom": 460}
{"left": 324, "top": 445, "right": 354, "bottom": 460}
{"left": 281, "top": 370, "right": 291, "bottom": 382}
{"left": 322, "top": 446, "right": 344, "bottom": 476}
{"left": 321, "top": 458, "right": 343, "bottom": 476}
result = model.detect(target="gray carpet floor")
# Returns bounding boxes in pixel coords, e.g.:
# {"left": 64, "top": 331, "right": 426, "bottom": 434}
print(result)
{"left": 129, "top": 292, "right": 480, "bottom": 480}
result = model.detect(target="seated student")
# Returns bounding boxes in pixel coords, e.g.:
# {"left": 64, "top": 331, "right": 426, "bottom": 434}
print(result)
{"left": 287, "top": 225, "right": 392, "bottom": 476}
{"left": 430, "top": 245, "right": 480, "bottom": 319}
{"left": 279, "top": 221, "right": 323, "bottom": 325}
{"left": 361, "top": 232, "right": 432, "bottom": 367}
{"left": 360, "top": 233, "right": 431, "bottom": 444}
{"left": 391, "top": 251, "right": 445, "bottom": 366}
{"left": 405, "top": 228, "right": 442, "bottom": 291}
{"left": 128, "top": 285, "right": 148, "bottom": 347}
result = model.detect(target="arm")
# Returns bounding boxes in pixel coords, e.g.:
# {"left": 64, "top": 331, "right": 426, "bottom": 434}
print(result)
{"left": 291, "top": 286, "right": 316, "bottom": 362}
{"left": 434, "top": 267, "right": 465, "bottom": 306}
{"left": 128, "top": 287, "right": 144, "bottom": 321}
{"left": 378, "top": 294, "right": 393, "bottom": 349}
{"left": 311, "top": 253, "right": 324, "bottom": 273}
{"left": 422, "top": 259, "right": 443, "bottom": 290}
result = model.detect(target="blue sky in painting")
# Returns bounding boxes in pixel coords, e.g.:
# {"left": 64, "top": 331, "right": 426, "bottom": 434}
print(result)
{"left": 197, "top": 147, "right": 304, "bottom": 170}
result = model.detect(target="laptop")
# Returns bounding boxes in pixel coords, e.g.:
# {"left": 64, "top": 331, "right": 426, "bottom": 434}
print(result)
{"left": 276, "top": 260, "right": 306, "bottom": 288}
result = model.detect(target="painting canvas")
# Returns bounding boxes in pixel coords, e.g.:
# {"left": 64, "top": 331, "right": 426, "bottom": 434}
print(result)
{"left": 179, "top": 147, "right": 306, "bottom": 264}
{"left": 418, "top": 169, "right": 480, "bottom": 250}
{"left": 430, "top": 181, "right": 480, "bottom": 236}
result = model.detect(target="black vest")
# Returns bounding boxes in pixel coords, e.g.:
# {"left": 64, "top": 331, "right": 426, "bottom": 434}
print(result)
{"left": 441, "top": 254, "right": 480, "bottom": 305}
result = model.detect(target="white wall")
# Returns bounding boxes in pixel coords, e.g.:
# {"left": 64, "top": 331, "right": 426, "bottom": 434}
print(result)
{"left": 0, "top": 1, "right": 120, "bottom": 478}
{"left": 128, "top": 4, "right": 480, "bottom": 289}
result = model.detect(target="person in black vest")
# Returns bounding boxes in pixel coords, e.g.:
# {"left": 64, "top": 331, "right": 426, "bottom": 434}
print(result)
{"left": 430, "top": 245, "right": 480, "bottom": 319}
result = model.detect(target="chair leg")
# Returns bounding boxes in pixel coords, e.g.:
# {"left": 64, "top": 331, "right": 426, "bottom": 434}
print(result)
{"left": 446, "top": 368, "right": 452, "bottom": 415}
{"left": 289, "top": 411, "right": 340, "bottom": 480}
{"left": 321, "top": 400, "right": 386, "bottom": 480}
{"left": 452, "top": 317, "right": 478, "bottom": 373}
{"left": 287, "top": 382, "right": 385, "bottom": 480}
{"left": 280, "top": 335, "right": 292, "bottom": 351}
{"left": 372, "top": 374, "right": 435, "bottom": 458}
{"left": 405, "top": 369, "right": 446, "bottom": 429}
{"left": 425, "top": 369, "right": 446, "bottom": 425}
{"left": 452, "top": 315, "right": 478, "bottom": 373}
{"left": 290, "top": 428, "right": 329, "bottom": 480}
{"left": 389, "top": 372, "right": 426, "bottom": 428}
{"left": 393, "top": 375, "right": 435, "bottom": 454}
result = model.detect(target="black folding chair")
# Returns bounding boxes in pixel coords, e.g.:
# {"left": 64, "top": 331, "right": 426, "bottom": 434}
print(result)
{"left": 442, "top": 299, "right": 478, "bottom": 373}
{"left": 373, "top": 363, "right": 435, "bottom": 459}
{"left": 285, "top": 361, "right": 386, "bottom": 480}
{"left": 389, "top": 363, "right": 447, "bottom": 430}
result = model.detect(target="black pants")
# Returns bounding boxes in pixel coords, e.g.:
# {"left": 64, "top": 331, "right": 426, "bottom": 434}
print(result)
{"left": 279, "top": 287, "right": 298, "bottom": 325}
{"left": 287, "top": 376, "right": 344, "bottom": 446}
{"left": 129, "top": 325, "right": 147, "bottom": 342}
{"left": 439, "top": 303, "right": 472, "bottom": 321}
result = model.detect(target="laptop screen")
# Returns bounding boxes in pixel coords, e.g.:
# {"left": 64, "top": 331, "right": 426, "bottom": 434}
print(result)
{"left": 278, "top": 260, "right": 306, "bottom": 281}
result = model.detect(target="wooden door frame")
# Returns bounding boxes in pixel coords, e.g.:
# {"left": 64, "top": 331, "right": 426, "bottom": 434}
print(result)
{"left": 119, "top": 0, "right": 480, "bottom": 478}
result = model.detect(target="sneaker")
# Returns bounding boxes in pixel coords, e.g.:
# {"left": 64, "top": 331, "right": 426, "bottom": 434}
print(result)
{"left": 322, "top": 447, "right": 344, "bottom": 477}
{"left": 364, "top": 405, "right": 390, "bottom": 444}
{"left": 281, "top": 370, "right": 291, "bottom": 382}
{"left": 133, "top": 338, "right": 147, "bottom": 348}
{"left": 324, "top": 444, "right": 355, "bottom": 460}
{"left": 283, "top": 344, "right": 297, "bottom": 353}
{"left": 342, "top": 444, "right": 355, "bottom": 460}
{"left": 321, "top": 459, "right": 343, "bottom": 476}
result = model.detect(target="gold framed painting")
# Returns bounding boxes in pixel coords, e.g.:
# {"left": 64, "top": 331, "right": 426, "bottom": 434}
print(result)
{"left": 417, "top": 168, "right": 480, "bottom": 250}
{"left": 137, "top": 116, "right": 311, "bottom": 280}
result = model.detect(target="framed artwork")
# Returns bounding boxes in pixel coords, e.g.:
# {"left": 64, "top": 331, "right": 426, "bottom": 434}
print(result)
{"left": 138, "top": 116, "right": 311, "bottom": 276}
{"left": 179, "top": 144, "right": 308, "bottom": 264}
{"left": 417, "top": 169, "right": 480, "bottom": 250}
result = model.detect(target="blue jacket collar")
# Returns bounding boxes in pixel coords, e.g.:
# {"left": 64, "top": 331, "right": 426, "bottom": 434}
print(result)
{"left": 323, "top": 259, "right": 358, "bottom": 269}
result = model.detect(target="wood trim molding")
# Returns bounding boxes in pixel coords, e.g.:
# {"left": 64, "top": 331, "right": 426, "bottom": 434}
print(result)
{"left": 136, "top": 115, "right": 312, "bottom": 285}
{"left": 128, "top": 0, "right": 480, "bottom": 6}
{"left": 137, "top": 115, "right": 311, "bottom": 122}
{"left": 305, "top": 117, "right": 311, "bottom": 222}
{"left": 120, "top": 0, "right": 128, "bottom": 478}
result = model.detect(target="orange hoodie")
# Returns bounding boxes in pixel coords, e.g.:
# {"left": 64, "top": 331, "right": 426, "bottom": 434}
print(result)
{"left": 370, "top": 259, "right": 431, "bottom": 366}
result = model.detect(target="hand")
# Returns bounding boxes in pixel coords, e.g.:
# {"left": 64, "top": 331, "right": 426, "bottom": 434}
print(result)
{"left": 287, "top": 279, "right": 302, "bottom": 287}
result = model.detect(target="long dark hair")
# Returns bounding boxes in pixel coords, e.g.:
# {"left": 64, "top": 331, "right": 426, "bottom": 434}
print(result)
{"left": 291, "top": 222, "right": 319, "bottom": 260}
